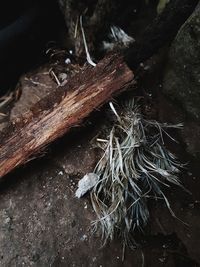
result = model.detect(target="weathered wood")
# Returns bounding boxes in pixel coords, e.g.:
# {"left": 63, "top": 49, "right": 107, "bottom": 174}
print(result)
{"left": 0, "top": 54, "right": 134, "bottom": 178}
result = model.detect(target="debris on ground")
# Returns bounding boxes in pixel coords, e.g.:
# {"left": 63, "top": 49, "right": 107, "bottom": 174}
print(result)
{"left": 75, "top": 173, "right": 99, "bottom": 198}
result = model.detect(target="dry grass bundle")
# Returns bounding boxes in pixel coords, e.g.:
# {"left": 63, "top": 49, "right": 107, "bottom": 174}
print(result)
{"left": 89, "top": 99, "right": 183, "bottom": 246}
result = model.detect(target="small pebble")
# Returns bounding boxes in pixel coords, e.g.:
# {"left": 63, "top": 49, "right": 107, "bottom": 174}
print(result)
{"left": 80, "top": 234, "right": 88, "bottom": 241}
{"left": 92, "top": 257, "right": 97, "bottom": 262}
{"left": 65, "top": 58, "right": 71, "bottom": 64}
{"left": 58, "top": 73, "right": 67, "bottom": 81}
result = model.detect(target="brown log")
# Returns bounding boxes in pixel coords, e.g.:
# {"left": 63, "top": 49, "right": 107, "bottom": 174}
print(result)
{"left": 0, "top": 54, "right": 134, "bottom": 178}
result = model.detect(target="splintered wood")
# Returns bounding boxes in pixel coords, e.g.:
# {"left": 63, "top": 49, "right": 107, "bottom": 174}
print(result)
{"left": 0, "top": 54, "right": 134, "bottom": 179}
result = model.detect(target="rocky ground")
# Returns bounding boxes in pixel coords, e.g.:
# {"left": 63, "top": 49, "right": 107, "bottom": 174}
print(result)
{"left": 0, "top": 59, "right": 199, "bottom": 267}
{"left": 0, "top": 1, "right": 200, "bottom": 266}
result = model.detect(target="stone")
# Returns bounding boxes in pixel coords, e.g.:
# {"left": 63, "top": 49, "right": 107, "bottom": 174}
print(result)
{"left": 75, "top": 173, "right": 99, "bottom": 198}
{"left": 163, "top": 2, "right": 200, "bottom": 120}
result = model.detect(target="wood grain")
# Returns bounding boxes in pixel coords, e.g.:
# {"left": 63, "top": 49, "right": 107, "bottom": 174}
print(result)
{"left": 0, "top": 54, "right": 134, "bottom": 178}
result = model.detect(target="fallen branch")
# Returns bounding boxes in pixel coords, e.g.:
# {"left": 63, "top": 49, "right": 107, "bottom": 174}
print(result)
{"left": 0, "top": 54, "right": 134, "bottom": 178}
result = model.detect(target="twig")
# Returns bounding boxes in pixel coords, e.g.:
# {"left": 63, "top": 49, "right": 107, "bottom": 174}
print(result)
{"left": 80, "top": 15, "right": 96, "bottom": 67}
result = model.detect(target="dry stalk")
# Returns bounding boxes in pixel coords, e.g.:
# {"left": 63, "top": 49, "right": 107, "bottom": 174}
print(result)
{"left": 89, "top": 99, "right": 184, "bottom": 246}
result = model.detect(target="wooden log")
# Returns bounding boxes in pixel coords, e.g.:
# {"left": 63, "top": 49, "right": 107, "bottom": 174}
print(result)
{"left": 0, "top": 54, "right": 134, "bottom": 178}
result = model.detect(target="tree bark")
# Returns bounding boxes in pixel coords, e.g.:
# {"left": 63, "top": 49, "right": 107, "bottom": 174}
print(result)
{"left": 0, "top": 54, "right": 134, "bottom": 179}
